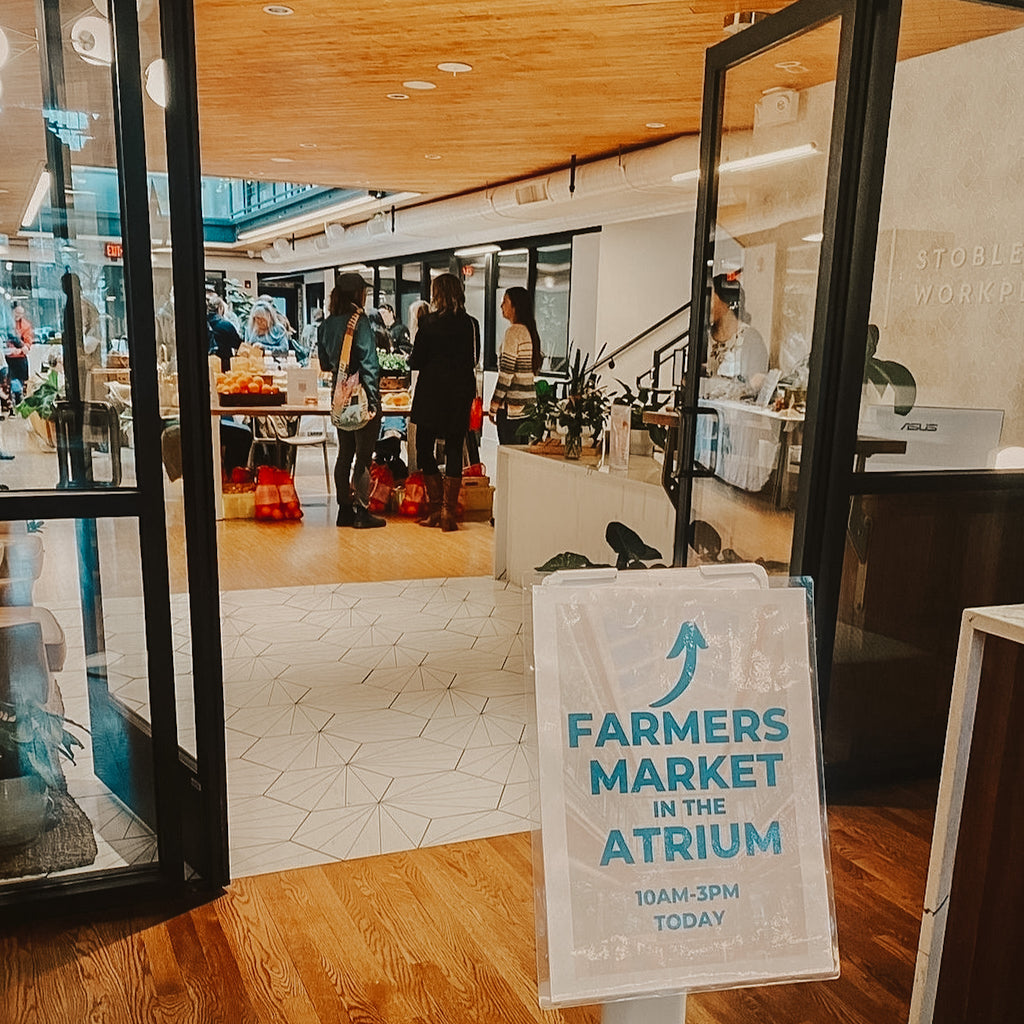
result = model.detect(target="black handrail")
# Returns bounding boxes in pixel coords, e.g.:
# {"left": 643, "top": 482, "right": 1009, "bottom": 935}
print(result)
{"left": 637, "top": 329, "right": 689, "bottom": 389}
{"left": 592, "top": 301, "right": 690, "bottom": 373}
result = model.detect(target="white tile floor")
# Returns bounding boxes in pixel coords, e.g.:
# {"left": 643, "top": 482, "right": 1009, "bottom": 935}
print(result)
{"left": 78, "top": 575, "right": 536, "bottom": 879}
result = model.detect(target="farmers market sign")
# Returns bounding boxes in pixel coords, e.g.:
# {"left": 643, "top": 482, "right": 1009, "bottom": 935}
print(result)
{"left": 531, "top": 573, "right": 838, "bottom": 1007}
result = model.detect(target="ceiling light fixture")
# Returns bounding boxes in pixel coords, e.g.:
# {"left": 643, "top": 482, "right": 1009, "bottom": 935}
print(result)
{"left": 403, "top": 80, "right": 436, "bottom": 90}
{"left": 386, "top": 93, "right": 409, "bottom": 100}
{"left": 262, "top": 4, "right": 293, "bottom": 14}
{"left": 424, "top": 153, "right": 442, "bottom": 160}
{"left": 22, "top": 170, "right": 51, "bottom": 227}
{"left": 235, "top": 191, "right": 420, "bottom": 244}
{"left": 437, "top": 61, "right": 472, "bottom": 75}
{"left": 645, "top": 122, "right": 666, "bottom": 129}
{"left": 298, "top": 142, "right": 318, "bottom": 149}
{"left": 270, "top": 156, "right": 294, "bottom": 163}
{"left": 670, "top": 142, "right": 818, "bottom": 184}
{"left": 71, "top": 15, "right": 113, "bottom": 66}
{"left": 337, "top": 263, "right": 369, "bottom": 273}
{"left": 453, "top": 244, "right": 500, "bottom": 258}
{"left": 144, "top": 58, "right": 168, "bottom": 107}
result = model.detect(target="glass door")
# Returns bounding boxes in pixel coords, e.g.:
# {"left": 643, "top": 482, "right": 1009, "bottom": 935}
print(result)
{"left": 676, "top": 0, "right": 855, "bottom": 573}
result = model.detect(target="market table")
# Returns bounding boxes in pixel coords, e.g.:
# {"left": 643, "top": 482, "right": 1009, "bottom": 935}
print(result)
{"left": 211, "top": 403, "right": 333, "bottom": 519}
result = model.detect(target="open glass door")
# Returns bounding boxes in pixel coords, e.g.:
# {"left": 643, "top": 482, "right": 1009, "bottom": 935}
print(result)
{"left": 676, "top": 0, "right": 855, "bottom": 573}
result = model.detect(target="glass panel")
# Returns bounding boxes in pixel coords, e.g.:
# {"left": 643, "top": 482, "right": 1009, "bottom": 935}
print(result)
{"left": 827, "top": 487, "right": 1024, "bottom": 784}
{"left": 493, "top": 250, "right": 530, "bottom": 364}
{"left": 459, "top": 255, "right": 488, "bottom": 344}
{"left": 0, "top": 0, "right": 140, "bottom": 491}
{"left": 0, "top": 517, "right": 159, "bottom": 888}
{"left": 689, "top": 18, "right": 842, "bottom": 570}
{"left": 535, "top": 243, "right": 571, "bottom": 374}
{"left": 857, "top": 1, "right": 1024, "bottom": 472}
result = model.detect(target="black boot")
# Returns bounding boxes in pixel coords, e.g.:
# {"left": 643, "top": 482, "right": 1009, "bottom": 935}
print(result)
{"left": 336, "top": 503, "right": 355, "bottom": 527}
{"left": 353, "top": 504, "right": 386, "bottom": 529}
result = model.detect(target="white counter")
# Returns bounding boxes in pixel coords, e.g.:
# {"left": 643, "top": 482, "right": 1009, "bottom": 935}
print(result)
{"left": 493, "top": 446, "right": 676, "bottom": 585}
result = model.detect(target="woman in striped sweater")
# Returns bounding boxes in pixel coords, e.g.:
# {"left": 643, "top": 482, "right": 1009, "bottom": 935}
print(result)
{"left": 489, "top": 286, "right": 543, "bottom": 445}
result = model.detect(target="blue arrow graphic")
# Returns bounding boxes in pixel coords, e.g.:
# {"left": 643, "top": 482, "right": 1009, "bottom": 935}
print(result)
{"left": 650, "top": 621, "right": 707, "bottom": 707}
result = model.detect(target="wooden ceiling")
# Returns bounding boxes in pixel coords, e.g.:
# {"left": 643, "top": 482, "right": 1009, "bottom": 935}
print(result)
{"left": 0, "top": 0, "right": 1022, "bottom": 244}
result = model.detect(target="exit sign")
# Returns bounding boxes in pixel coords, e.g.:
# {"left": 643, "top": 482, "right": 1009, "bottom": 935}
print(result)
{"left": 105, "top": 242, "right": 123, "bottom": 259}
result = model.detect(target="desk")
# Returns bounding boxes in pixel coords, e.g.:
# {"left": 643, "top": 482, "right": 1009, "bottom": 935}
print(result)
{"left": 211, "top": 403, "right": 332, "bottom": 519}
{"left": 696, "top": 398, "right": 803, "bottom": 505}
{"left": 910, "top": 605, "right": 1024, "bottom": 1023}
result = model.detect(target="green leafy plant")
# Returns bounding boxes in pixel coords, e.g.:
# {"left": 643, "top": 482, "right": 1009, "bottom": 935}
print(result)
{"left": 864, "top": 323, "right": 916, "bottom": 416}
{"left": 0, "top": 697, "right": 85, "bottom": 792}
{"left": 516, "top": 378, "right": 561, "bottom": 444}
{"left": 378, "top": 351, "right": 409, "bottom": 374}
{"left": 536, "top": 522, "right": 664, "bottom": 572}
{"left": 557, "top": 346, "right": 610, "bottom": 455}
{"left": 224, "top": 279, "right": 253, "bottom": 325}
{"left": 14, "top": 370, "right": 63, "bottom": 422}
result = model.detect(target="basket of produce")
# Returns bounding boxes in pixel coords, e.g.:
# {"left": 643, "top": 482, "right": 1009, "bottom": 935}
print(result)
{"left": 215, "top": 369, "right": 285, "bottom": 406}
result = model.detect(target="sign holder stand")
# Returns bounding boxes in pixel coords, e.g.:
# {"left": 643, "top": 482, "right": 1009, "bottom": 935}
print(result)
{"left": 601, "top": 994, "right": 686, "bottom": 1024}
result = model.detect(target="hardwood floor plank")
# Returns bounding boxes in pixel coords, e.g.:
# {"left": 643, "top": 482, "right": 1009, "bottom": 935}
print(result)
{"left": 212, "top": 878, "right": 324, "bottom": 1024}
{"left": 1, "top": 792, "right": 934, "bottom": 1024}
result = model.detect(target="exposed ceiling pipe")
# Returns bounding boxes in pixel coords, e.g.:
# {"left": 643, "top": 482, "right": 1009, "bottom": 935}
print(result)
{"left": 255, "top": 134, "right": 702, "bottom": 268}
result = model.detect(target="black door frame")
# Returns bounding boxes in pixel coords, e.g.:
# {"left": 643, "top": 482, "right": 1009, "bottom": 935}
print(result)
{"left": 675, "top": 0, "right": 889, "bottom": 704}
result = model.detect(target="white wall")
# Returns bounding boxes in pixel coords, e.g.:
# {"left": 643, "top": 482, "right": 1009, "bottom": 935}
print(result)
{"left": 591, "top": 212, "right": 695, "bottom": 391}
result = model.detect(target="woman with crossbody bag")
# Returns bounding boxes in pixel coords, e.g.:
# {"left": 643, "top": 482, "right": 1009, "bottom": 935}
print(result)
{"left": 317, "top": 273, "right": 384, "bottom": 528}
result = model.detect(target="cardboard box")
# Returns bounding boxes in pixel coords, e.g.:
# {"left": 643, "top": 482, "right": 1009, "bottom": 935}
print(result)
{"left": 222, "top": 490, "right": 255, "bottom": 519}
{"left": 460, "top": 478, "right": 493, "bottom": 518}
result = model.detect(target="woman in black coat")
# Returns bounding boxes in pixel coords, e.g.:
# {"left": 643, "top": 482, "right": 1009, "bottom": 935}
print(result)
{"left": 409, "top": 273, "right": 479, "bottom": 531}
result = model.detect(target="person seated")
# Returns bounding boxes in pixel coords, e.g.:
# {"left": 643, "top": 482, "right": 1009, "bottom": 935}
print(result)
{"left": 245, "top": 300, "right": 290, "bottom": 356}
{"left": 703, "top": 272, "right": 768, "bottom": 400}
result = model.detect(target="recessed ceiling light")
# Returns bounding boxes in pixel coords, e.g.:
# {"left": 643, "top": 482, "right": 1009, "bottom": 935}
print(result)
{"left": 437, "top": 62, "right": 472, "bottom": 75}
{"left": 403, "top": 80, "right": 436, "bottom": 90}
{"left": 298, "top": 142, "right": 318, "bottom": 149}
{"left": 271, "top": 157, "right": 294, "bottom": 163}
{"left": 262, "top": 4, "right": 293, "bottom": 15}
{"left": 424, "top": 154, "right": 442, "bottom": 160}
{"left": 387, "top": 93, "right": 410, "bottom": 100}
{"left": 645, "top": 122, "right": 667, "bottom": 129}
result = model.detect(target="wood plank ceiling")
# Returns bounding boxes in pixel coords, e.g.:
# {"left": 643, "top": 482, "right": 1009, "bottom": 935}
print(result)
{"left": 0, "top": 0, "right": 1021, "bottom": 243}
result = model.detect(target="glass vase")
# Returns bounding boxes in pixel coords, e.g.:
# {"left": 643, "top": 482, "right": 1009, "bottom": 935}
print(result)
{"left": 564, "top": 431, "right": 582, "bottom": 460}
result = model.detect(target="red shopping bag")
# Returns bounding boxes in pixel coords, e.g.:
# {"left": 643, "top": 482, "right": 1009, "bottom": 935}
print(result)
{"left": 254, "top": 465, "right": 281, "bottom": 521}
{"left": 468, "top": 395, "right": 483, "bottom": 432}
{"left": 368, "top": 463, "right": 394, "bottom": 514}
{"left": 399, "top": 471, "right": 426, "bottom": 516}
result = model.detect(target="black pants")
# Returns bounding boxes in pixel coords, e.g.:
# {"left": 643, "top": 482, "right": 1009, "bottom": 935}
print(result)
{"left": 417, "top": 424, "right": 467, "bottom": 478}
{"left": 495, "top": 407, "right": 525, "bottom": 445}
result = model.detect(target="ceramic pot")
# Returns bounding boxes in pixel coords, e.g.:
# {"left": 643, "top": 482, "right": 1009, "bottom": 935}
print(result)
{"left": 0, "top": 774, "right": 51, "bottom": 848}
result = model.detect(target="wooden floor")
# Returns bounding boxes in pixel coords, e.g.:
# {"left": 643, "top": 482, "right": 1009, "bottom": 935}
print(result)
{"left": 0, "top": 784, "right": 936, "bottom": 1024}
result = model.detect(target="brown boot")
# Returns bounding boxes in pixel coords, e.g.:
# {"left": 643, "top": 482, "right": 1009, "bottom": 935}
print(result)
{"left": 418, "top": 473, "right": 443, "bottom": 527}
{"left": 440, "top": 476, "right": 461, "bottom": 532}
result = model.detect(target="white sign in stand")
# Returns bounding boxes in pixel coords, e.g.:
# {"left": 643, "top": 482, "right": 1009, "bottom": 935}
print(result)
{"left": 529, "top": 566, "right": 838, "bottom": 1014}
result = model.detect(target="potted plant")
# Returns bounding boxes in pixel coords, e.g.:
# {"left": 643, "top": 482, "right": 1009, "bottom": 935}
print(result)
{"left": 14, "top": 369, "right": 63, "bottom": 449}
{"left": 515, "top": 378, "right": 561, "bottom": 445}
{"left": 0, "top": 693, "right": 84, "bottom": 848}
{"left": 557, "top": 346, "right": 609, "bottom": 459}
{"left": 864, "top": 323, "right": 916, "bottom": 416}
